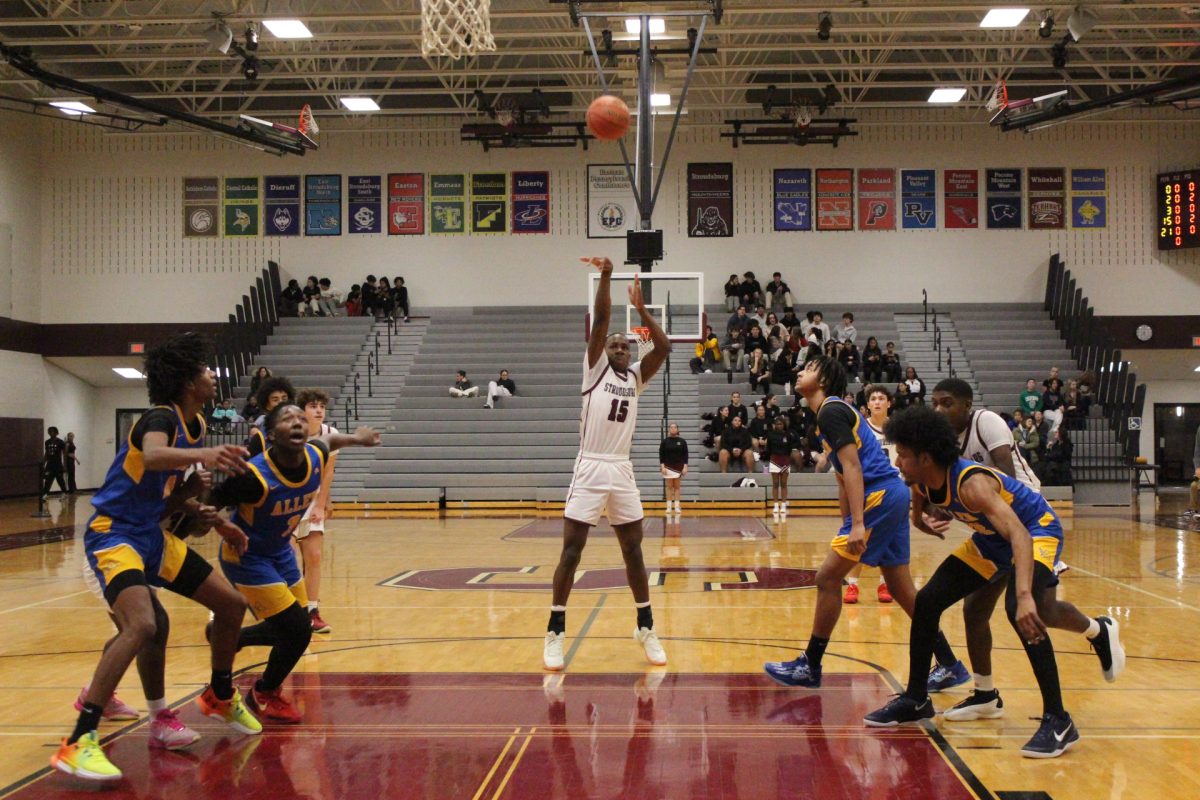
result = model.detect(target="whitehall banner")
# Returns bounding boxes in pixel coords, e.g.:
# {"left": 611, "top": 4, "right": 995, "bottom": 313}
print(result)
{"left": 773, "top": 169, "right": 812, "bottom": 231}
{"left": 1027, "top": 168, "right": 1065, "bottom": 230}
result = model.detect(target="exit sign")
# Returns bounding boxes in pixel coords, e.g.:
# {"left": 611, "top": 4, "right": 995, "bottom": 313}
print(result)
{"left": 128, "top": 342, "right": 145, "bottom": 354}
{"left": 1193, "top": 336, "right": 1200, "bottom": 348}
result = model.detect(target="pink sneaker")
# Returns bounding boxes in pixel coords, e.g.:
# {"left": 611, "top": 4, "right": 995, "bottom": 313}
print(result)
{"left": 75, "top": 686, "right": 140, "bottom": 721}
{"left": 149, "top": 709, "right": 201, "bottom": 750}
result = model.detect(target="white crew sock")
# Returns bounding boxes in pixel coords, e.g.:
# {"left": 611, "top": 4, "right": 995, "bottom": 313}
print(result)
{"left": 307, "top": 601, "right": 319, "bottom": 612}
{"left": 972, "top": 673, "right": 994, "bottom": 692}
{"left": 846, "top": 576, "right": 859, "bottom": 586}
{"left": 1084, "top": 617, "right": 1101, "bottom": 639}
{"left": 147, "top": 697, "right": 167, "bottom": 714}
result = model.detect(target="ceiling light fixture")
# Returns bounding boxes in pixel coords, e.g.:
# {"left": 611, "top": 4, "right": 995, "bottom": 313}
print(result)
{"left": 1052, "top": 39, "right": 1068, "bottom": 68}
{"left": 980, "top": 8, "right": 1030, "bottom": 28}
{"left": 262, "top": 19, "right": 313, "bottom": 39}
{"left": 817, "top": 12, "right": 833, "bottom": 41}
{"left": 928, "top": 87, "right": 967, "bottom": 103}
{"left": 1038, "top": 10, "right": 1055, "bottom": 38}
{"left": 650, "top": 92, "right": 671, "bottom": 107}
{"left": 112, "top": 367, "right": 144, "bottom": 379}
{"left": 340, "top": 97, "right": 380, "bottom": 111}
{"left": 242, "top": 57, "right": 260, "bottom": 80}
{"left": 50, "top": 100, "right": 95, "bottom": 115}
{"left": 204, "top": 21, "right": 234, "bottom": 54}
{"left": 1066, "top": 6, "right": 1099, "bottom": 40}
{"left": 244, "top": 24, "right": 259, "bottom": 52}
{"left": 625, "top": 18, "right": 665, "bottom": 35}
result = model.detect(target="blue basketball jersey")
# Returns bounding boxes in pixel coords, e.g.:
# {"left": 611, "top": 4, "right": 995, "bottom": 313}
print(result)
{"left": 231, "top": 443, "right": 326, "bottom": 556}
{"left": 816, "top": 398, "right": 901, "bottom": 486}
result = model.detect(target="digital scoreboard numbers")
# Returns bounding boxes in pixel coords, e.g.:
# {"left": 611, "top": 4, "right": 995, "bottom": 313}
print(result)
{"left": 1158, "top": 171, "right": 1199, "bottom": 251}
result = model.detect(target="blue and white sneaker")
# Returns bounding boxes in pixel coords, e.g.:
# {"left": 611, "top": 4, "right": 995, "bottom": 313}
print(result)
{"left": 864, "top": 694, "right": 934, "bottom": 727}
{"left": 764, "top": 654, "right": 822, "bottom": 688}
{"left": 1020, "top": 712, "right": 1079, "bottom": 758}
{"left": 927, "top": 660, "right": 970, "bottom": 693}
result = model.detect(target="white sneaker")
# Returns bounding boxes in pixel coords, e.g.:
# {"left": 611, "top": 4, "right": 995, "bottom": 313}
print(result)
{"left": 772, "top": 502, "right": 780, "bottom": 515}
{"left": 675, "top": 501, "right": 683, "bottom": 515}
{"left": 781, "top": 502, "right": 788, "bottom": 517}
{"left": 543, "top": 631, "right": 565, "bottom": 671}
{"left": 635, "top": 627, "right": 668, "bottom": 666}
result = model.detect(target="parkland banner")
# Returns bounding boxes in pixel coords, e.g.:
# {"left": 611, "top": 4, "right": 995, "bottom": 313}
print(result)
{"left": 857, "top": 168, "right": 896, "bottom": 230}
{"left": 687, "top": 162, "right": 733, "bottom": 237}
{"left": 511, "top": 171, "right": 550, "bottom": 234}
{"left": 387, "top": 173, "right": 425, "bottom": 235}
{"left": 587, "top": 164, "right": 637, "bottom": 239}
{"left": 1027, "top": 168, "right": 1066, "bottom": 230}
{"left": 470, "top": 173, "right": 507, "bottom": 234}
{"left": 1070, "top": 168, "right": 1107, "bottom": 229}
{"left": 348, "top": 175, "right": 383, "bottom": 234}
{"left": 944, "top": 170, "right": 979, "bottom": 229}
{"left": 305, "top": 174, "right": 342, "bottom": 236}
{"left": 183, "top": 177, "right": 219, "bottom": 238}
{"left": 264, "top": 176, "right": 300, "bottom": 236}
{"left": 815, "top": 169, "right": 853, "bottom": 231}
{"left": 223, "top": 177, "right": 260, "bottom": 238}
{"left": 986, "top": 169, "right": 1023, "bottom": 229}
{"left": 773, "top": 169, "right": 812, "bottom": 231}
{"left": 900, "top": 170, "right": 936, "bottom": 229}
{"left": 429, "top": 174, "right": 466, "bottom": 235}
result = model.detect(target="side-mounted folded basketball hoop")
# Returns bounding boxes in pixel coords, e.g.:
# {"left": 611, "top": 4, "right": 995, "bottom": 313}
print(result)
{"left": 420, "top": 0, "right": 497, "bottom": 59}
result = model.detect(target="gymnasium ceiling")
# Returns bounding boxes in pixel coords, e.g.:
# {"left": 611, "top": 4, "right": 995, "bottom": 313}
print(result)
{"left": 0, "top": 1, "right": 1198, "bottom": 127}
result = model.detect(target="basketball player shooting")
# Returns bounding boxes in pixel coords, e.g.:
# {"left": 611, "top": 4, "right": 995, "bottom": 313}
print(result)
{"left": 543, "top": 257, "right": 672, "bottom": 671}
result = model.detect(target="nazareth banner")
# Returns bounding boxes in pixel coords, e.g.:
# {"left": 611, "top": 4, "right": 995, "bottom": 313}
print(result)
{"left": 815, "top": 169, "right": 853, "bottom": 231}
{"left": 223, "top": 176, "right": 260, "bottom": 237}
{"left": 901, "top": 170, "right": 936, "bottom": 230}
{"left": 511, "top": 171, "right": 550, "bottom": 234}
{"left": 347, "top": 175, "right": 382, "bottom": 235}
{"left": 387, "top": 173, "right": 425, "bottom": 235}
{"left": 687, "top": 163, "right": 733, "bottom": 237}
{"left": 183, "top": 177, "right": 219, "bottom": 237}
{"left": 429, "top": 174, "right": 465, "bottom": 234}
{"left": 986, "top": 168, "right": 1023, "bottom": 230}
{"left": 1027, "top": 168, "right": 1065, "bottom": 230}
{"left": 773, "top": 169, "right": 812, "bottom": 231}
{"left": 1070, "top": 168, "right": 1107, "bottom": 229}
{"left": 944, "top": 169, "right": 979, "bottom": 229}
{"left": 305, "top": 174, "right": 341, "bottom": 236}
{"left": 587, "top": 164, "right": 637, "bottom": 239}
{"left": 857, "top": 168, "right": 896, "bottom": 230}
{"left": 264, "top": 176, "right": 300, "bottom": 236}
{"left": 471, "top": 173, "right": 507, "bottom": 234}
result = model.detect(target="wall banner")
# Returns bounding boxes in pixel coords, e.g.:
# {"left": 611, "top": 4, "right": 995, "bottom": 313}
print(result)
{"left": 587, "top": 164, "right": 637, "bottom": 239}
{"left": 1027, "top": 168, "right": 1065, "bottom": 230}
{"left": 511, "top": 171, "right": 550, "bottom": 234}
{"left": 1070, "top": 168, "right": 1107, "bottom": 229}
{"left": 223, "top": 176, "right": 260, "bottom": 238}
{"left": 429, "top": 174, "right": 466, "bottom": 235}
{"left": 687, "top": 162, "right": 733, "bottom": 237}
{"left": 304, "top": 174, "right": 342, "bottom": 236}
{"left": 183, "top": 177, "right": 220, "bottom": 237}
{"left": 347, "top": 175, "right": 382, "bottom": 234}
{"left": 815, "top": 169, "right": 853, "bottom": 231}
{"left": 857, "top": 168, "right": 896, "bottom": 230}
{"left": 986, "top": 168, "right": 1023, "bottom": 229}
{"left": 773, "top": 169, "right": 812, "bottom": 231}
{"left": 900, "top": 169, "right": 937, "bottom": 230}
{"left": 263, "top": 176, "right": 300, "bottom": 236}
{"left": 944, "top": 169, "right": 979, "bottom": 229}
{"left": 386, "top": 173, "right": 425, "bottom": 235}
{"left": 470, "top": 173, "right": 507, "bottom": 234}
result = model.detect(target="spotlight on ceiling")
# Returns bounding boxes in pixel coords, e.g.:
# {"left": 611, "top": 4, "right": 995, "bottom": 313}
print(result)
{"left": 1066, "top": 6, "right": 1098, "bottom": 41}
{"left": 204, "top": 21, "right": 234, "bottom": 54}
{"left": 1038, "top": 11, "right": 1055, "bottom": 38}
{"left": 244, "top": 24, "right": 259, "bottom": 52}
{"left": 1052, "top": 39, "right": 1068, "bottom": 68}
{"left": 816, "top": 12, "right": 832, "bottom": 41}
{"left": 242, "top": 56, "right": 260, "bottom": 80}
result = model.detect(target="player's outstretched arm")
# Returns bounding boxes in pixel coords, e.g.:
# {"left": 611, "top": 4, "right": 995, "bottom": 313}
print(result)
{"left": 584, "top": 256, "right": 614, "bottom": 368}
{"left": 320, "top": 425, "right": 382, "bottom": 453}
{"left": 628, "top": 275, "right": 673, "bottom": 383}
{"left": 143, "top": 431, "right": 249, "bottom": 475}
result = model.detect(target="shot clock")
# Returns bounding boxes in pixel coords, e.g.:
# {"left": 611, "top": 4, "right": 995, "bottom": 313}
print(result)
{"left": 1158, "top": 170, "right": 1199, "bottom": 250}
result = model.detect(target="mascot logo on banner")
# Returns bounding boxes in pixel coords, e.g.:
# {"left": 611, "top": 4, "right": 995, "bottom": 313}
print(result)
{"left": 272, "top": 207, "right": 293, "bottom": 232}
{"left": 190, "top": 209, "right": 214, "bottom": 233}
{"left": 354, "top": 206, "right": 376, "bottom": 231}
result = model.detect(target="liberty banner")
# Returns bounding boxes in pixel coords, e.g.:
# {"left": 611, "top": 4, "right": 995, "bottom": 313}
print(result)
{"left": 429, "top": 174, "right": 465, "bottom": 235}
{"left": 305, "top": 174, "right": 342, "bottom": 236}
{"left": 687, "top": 163, "right": 733, "bottom": 237}
{"left": 511, "top": 171, "right": 550, "bottom": 234}
{"left": 223, "top": 177, "right": 260, "bottom": 238}
{"left": 264, "top": 176, "right": 300, "bottom": 236}
{"left": 388, "top": 173, "right": 425, "bottom": 235}
{"left": 183, "top": 177, "right": 219, "bottom": 238}
{"left": 1027, "top": 168, "right": 1065, "bottom": 230}
{"left": 471, "top": 173, "right": 507, "bottom": 234}
{"left": 944, "top": 170, "right": 979, "bottom": 229}
{"left": 348, "top": 175, "right": 383, "bottom": 234}
{"left": 587, "top": 164, "right": 638, "bottom": 238}
{"left": 986, "top": 169, "right": 1023, "bottom": 230}
{"left": 857, "top": 168, "right": 896, "bottom": 230}
{"left": 900, "top": 170, "right": 936, "bottom": 229}
{"left": 773, "top": 169, "right": 812, "bottom": 231}
{"left": 815, "top": 169, "right": 853, "bottom": 231}
{"left": 1070, "top": 168, "right": 1107, "bottom": 229}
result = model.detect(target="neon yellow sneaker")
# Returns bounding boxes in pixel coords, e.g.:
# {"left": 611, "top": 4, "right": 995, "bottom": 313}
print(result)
{"left": 197, "top": 686, "right": 262, "bottom": 735}
{"left": 50, "top": 731, "right": 123, "bottom": 781}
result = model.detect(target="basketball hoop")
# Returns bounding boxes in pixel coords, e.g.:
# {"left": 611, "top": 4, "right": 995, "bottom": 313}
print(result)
{"left": 421, "top": 0, "right": 496, "bottom": 60}
{"left": 986, "top": 79, "right": 1009, "bottom": 124}
{"left": 298, "top": 104, "right": 319, "bottom": 137}
{"left": 494, "top": 94, "right": 518, "bottom": 128}
{"left": 630, "top": 326, "right": 654, "bottom": 360}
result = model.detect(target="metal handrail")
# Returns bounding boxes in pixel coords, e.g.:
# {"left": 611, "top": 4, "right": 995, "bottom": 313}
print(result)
{"left": 374, "top": 332, "right": 381, "bottom": 374}
{"left": 922, "top": 289, "right": 928, "bottom": 331}
{"left": 366, "top": 354, "right": 374, "bottom": 397}
{"left": 353, "top": 372, "right": 361, "bottom": 419}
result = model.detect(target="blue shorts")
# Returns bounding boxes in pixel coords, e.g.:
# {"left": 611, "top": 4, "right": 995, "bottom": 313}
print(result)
{"left": 830, "top": 477, "right": 911, "bottom": 567}
{"left": 84, "top": 513, "right": 197, "bottom": 600}
{"left": 219, "top": 544, "right": 307, "bottom": 620}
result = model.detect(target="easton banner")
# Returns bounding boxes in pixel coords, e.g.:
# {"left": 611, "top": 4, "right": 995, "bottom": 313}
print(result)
{"left": 857, "top": 168, "right": 896, "bottom": 230}
{"left": 901, "top": 170, "right": 937, "bottom": 229}
{"left": 305, "top": 174, "right": 341, "bottom": 236}
{"left": 944, "top": 169, "right": 979, "bottom": 229}
{"left": 511, "top": 171, "right": 550, "bottom": 234}
{"left": 264, "top": 176, "right": 300, "bottom": 236}
{"left": 470, "top": 172, "right": 507, "bottom": 234}
{"left": 387, "top": 173, "right": 425, "bottom": 235}
{"left": 348, "top": 175, "right": 382, "bottom": 234}
{"left": 986, "top": 168, "right": 1023, "bottom": 229}
{"left": 587, "top": 164, "right": 637, "bottom": 239}
{"left": 1070, "top": 168, "right": 1107, "bottom": 229}
{"left": 773, "top": 169, "right": 812, "bottom": 231}
{"left": 1027, "top": 168, "right": 1066, "bottom": 230}
{"left": 687, "top": 162, "right": 733, "bottom": 237}
{"left": 183, "top": 177, "right": 219, "bottom": 238}
{"left": 223, "top": 176, "right": 260, "bottom": 238}
{"left": 429, "top": 174, "right": 465, "bottom": 235}
{"left": 815, "top": 169, "right": 853, "bottom": 231}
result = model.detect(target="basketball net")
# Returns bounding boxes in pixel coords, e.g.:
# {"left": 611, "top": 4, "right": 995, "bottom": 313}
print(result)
{"left": 631, "top": 326, "right": 654, "bottom": 360}
{"left": 298, "top": 104, "right": 319, "bottom": 137}
{"left": 985, "top": 80, "right": 1008, "bottom": 114}
{"left": 421, "top": 0, "right": 496, "bottom": 60}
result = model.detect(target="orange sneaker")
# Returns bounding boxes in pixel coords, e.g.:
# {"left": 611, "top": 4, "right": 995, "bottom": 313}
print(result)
{"left": 246, "top": 685, "right": 302, "bottom": 724}
{"left": 197, "top": 686, "right": 262, "bottom": 735}
{"left": 843, "top": 583, "right": 859, "bottom": 604}
{"left": 877, "top": 583, "right": 893, "bottom": 603}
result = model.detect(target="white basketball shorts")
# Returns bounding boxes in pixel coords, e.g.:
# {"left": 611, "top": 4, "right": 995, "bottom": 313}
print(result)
{"left": 564, "top": 457, "right": 644, "bottom": 527}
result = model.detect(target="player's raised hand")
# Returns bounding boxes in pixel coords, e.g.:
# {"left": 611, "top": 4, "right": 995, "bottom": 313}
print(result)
{"left": 628, "top": 275, "right": 646, "bottom": 310}
{"left": 580, "top": 256, "right": 613, "bottom": 275}
{"left": 354, "top": 425, "right": 382, "bottom": 447}
{"left": 201, "top": 444, "right": 250, "bottom": 475}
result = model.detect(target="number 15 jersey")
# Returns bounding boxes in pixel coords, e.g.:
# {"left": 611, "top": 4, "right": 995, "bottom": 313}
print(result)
{"left": 579, "top": 352, "right": 645, "bottom": 461}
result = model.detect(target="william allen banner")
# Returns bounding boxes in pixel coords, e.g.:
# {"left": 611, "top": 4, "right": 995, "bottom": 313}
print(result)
{"left": 511, "top": 171, "right": 550, "bottom": 234}
{"left": 183, "top": 177, "right": 219, "bottom": 237}
{"left": 815, "top": 169, "right": 853, "bottom": 231}
{"left": 944, "top": 169, "right": 979, "bottom": 229}
{"left": 587, "top": 164, "right": 637, "bottom": 239}
{"left": 264, "top": 176, "right": 300, "bottom": 236}
{"left": 348, "top": 175, "right": 382, "bottom": 234}
{"left": 1027, "top": 168, "right": 1065, "bottom": 230}
{"left": 687, "top": 162, "right": 733, "bottom": 237}
{"left": 857, "top": 168, "right": 896, "bottom": 230}
{"left": 773, "top": 169, "right": 811, "bottom": 231}
{"left": 470, "top": 173, "right": 507, "bottom": 234}
{"left": 1070, "top": 168, "right": 1107, "bottom": 229}
{"left": 387, "top": 173, "right": 425, "bottom": 235}
{"left": 901, "top": 170, "right": 936, "bottom": 230}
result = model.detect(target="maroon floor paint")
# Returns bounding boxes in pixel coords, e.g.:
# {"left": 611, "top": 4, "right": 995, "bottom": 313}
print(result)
{"left": 505, "top": 517, "right": 775, "bottom": 541}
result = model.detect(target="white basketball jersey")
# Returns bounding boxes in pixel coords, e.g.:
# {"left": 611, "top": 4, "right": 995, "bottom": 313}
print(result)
{"left": 579, "top": 352, "right": 644, "bottom": 461}
{"left": 960, "top": 409, "right": 1041, "bottom": 492}
{"left": 866, "top": 418, "right": 899, "bottom": 466}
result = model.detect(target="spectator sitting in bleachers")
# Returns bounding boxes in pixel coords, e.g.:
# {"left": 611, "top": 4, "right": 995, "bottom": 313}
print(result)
{"left": 279, "top": 279, "right": 304, "bottom": 317}
{"left": 240, "top": 394, "right": 260, "bottom": 422}
{"left": 749, "top": 404, "right": 771, "bottom": 455}
{"left": 770, "top": 347, "right": 797, "bottom": 393}
{"left": 1077, "top": 374, "right": 1095, "bottom": 411}
{"left": 719, "top": 416, "right": 755, "bottom": 473}
{"left": 376, "top": 278, "right": 396, "bottom": 320}
{"left": 722, "top": 326, "right": 747, "bottom": 372}
{"left": 727, "top": 391, "right": 750, "bottom": 426}
{"left": 1063, "top": 378, "right": 1087, "bottom": 430}
{"left": 318, "top": 278, "right": 340, "bottom": 317}
{"left": 1011, "top": 408, "right": 1026, "bottom": 431}
{"left": 801, "top": 310, "right": 832, "bottom": 344}
{"left": 391, "top": 276, "right": 411, "bottom": 322}
{"left": 881, "top": 341, "right": 902, "bottom": 382}
{"left": 823, "top": 340, "right": 838, "bottom": 359}
{"left": 755, "top": 393, "right": 783, "bottom": 422}
{"left": 702, "top": 405, "right": 731, "bottom": 450}
{"left": 249, "top": 366, "right": 271, "bottom": 399}
{"left": 893, "top": 381, "right": 913, "bottom": 410}
{"left": 904, "top": 366, "right": 926, "bottom": 403}
{"left": 861, "top": 336, "right": 882, "bottom": 383}
{"left": 211, "top": 399, "right": 239, "bottom": 433}
{"left": 1032, "top": 410, "right": 1051, "bottom": 453}
{"left": 344, "top": 284, "right": 363, "bottom": 317}
{"left": 1040, "top": 428, "right": 1073, "bottom": 486}
{"left": 723, "top": 274, "right": 742, "bottom": 312}
{"left": 691, "top": 325, "right": 721, "bottom": 373}
{"left": 1015, "top": 415, "right": 1040, "bottom": 465}
{"left": 780, "top": 308, "right": 801, "bottom": 333}
{"left": 1042, "top": 366, "right": 1061, "bottom": 390}
{"left": 727, "top": 305, "right": 752, "bottom": 335}
{"left": 744, "top": 324, "right": 769, "bottom": 356}
{"left": 739, "top": 271, "right": 764, "bottom": 309}
{"left": 763, "top": 313, "right": 786, "bottom": 347}
{"left": 840, "top": 340, "right": 861, "bottom": 380}
{"left": 1019, "top": 377, "right": 1043, "bottom": 415}
{"left": 748, "top": 305, "right": 767, "bottom": 332}
{"left": 484, "top": 369, "right": 517, "bottom": 410}
{"left": 449, "top": 370, "right": 480, "bottom": 398}
{"left": 765, "top": 272, "right": 793, "bottom": 312}
{"left": 361, "top": 275, "right": 380, "bottom": 317}
{"left": 748, "top": 348, "right": 771, "bottom": 396}
{"left": 835, "top": 312, "right": 857, "bottom": 344}
{"left": 302, "top": 275, "right": 322, "bottom": 316}
{"left": 1042, "top": 377, "right": 1065, "bottom": 434}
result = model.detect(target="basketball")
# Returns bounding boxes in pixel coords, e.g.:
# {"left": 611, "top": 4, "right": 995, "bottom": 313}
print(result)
{"left": 586, "top": 95, "right": 630, "bottom": 141}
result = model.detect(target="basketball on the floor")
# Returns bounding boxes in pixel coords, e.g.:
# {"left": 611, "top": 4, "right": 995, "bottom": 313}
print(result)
{"left": 586, "top": 95, "right": 630, "bottom": 141}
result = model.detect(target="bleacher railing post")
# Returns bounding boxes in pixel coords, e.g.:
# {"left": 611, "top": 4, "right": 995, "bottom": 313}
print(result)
{"left": 366, "top": 354, "right": 374, "bottom": 397}
{"left": 353, "top": 372, "right": 360, "bottom": 419}
{"left": 374, "top": 333, "right": 381, "bottom": 375}
{"left": 922, "top": 289, "right": 928, "bottom": 331}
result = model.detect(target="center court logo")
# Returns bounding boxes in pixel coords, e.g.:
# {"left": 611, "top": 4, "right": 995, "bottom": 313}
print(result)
{"left": 599, "top": 202, "right": 625, "bottom": 231}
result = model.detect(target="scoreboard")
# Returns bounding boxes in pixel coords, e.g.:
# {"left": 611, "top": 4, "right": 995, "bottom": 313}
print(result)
{"left": 1158, "top": 170, "right": 1199, "bottom": 250}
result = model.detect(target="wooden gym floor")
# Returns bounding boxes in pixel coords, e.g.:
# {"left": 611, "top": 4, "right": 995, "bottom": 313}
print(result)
{"left": 1, "top": 491, "right": 1198, "bottom": 799}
